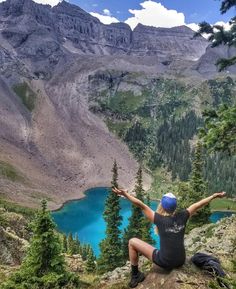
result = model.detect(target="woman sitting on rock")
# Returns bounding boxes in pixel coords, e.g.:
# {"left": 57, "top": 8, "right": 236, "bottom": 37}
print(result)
{"left": 112, "top": 188, "right": 226, "bottom": 288}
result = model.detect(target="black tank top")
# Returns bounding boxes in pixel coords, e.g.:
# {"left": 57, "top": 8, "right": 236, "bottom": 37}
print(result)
{"left": 154, "top": 210, "right": 190, "bottom": 268}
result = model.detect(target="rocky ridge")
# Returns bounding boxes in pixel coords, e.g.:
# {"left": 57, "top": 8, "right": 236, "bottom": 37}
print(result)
{"left": 0, "top": 0, "right": 207, "bottom": 60}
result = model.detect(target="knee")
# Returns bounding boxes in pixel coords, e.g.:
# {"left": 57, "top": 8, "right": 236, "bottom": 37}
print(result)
{"left": 129, "top": 238, "right": 139, "bottom": 247}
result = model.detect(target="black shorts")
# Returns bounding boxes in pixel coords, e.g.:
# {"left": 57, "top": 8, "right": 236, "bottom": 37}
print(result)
{"left": 152, "top": 249, "right": 184, "bottom": 270}
{"left": 152, "top": 249, "right": 172, "bottom": 270}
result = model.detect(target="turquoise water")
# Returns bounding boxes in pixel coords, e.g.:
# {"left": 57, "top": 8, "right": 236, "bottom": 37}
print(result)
{"left": 210, "top": 210, "right": 234, "bottom": 223}
{"left": 52, "top": 187, "right": 234, "bottom": 256}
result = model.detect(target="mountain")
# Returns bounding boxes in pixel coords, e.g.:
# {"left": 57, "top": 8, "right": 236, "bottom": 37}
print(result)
{"left": 0, "top": 0, "right": 235, "bottom": 209}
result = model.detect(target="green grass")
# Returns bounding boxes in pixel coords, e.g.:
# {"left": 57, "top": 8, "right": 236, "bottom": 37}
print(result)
{"left": 0, "top": 269, "right": 8, "bottom": 284}
{"left": 0, "top": 198, "right": 36, "bottom": 219}
{"left": 210, "top": 198, "right": 236, "bottom": 211}
{"left": 0, "top": 161, "right": 24, "bottom": 182}
{"left": 13, "top": 82, "right": 36, "bottom": 112}
{"left": 106, "top": 91, "right": 146, "bottom": 114}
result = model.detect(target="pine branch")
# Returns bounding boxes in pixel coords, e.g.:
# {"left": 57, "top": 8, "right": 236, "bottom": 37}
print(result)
{"left": 220, "top": 0, "right": 236, "bottom": 14}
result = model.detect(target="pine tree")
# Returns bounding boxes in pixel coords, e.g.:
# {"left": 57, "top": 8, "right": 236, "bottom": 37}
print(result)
{"left": 97, "top": 160, "right": 123, "bottom": 273}
{"left": 200, "top": 105, "right": 236, "bottom": 155}
{"left": 1, "top": 200, "right": 79, "bottom": 289}
{"left": 141, "top": 194, "right": 155, "bottom": 245}
{"left": 178, "top": 142, "right": 211, "bottom": 230}
{"left": 67, "top": 232, "right": 75, "bottom": 255}
{"left": 197, "top": 1, "right": 236, "bottom": 155}
{"left": 62, "top": 234, "right": 67, "bottom": 253}
{"left": 74, "top": 233, "right": 80, "bottom": 254}
{"left": 196, "top": 1, "right": 236, "bottom": 71}
{"left": 86, "top": 246, "right": 96, "bottom": 273}
{"left": 191, "top": 142, "right": 211, "bottom": 226}
{"left": 123, "top": 167, "right": 154, "bottom": 260}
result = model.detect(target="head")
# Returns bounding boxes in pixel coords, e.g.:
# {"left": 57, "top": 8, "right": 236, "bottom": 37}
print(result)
{"left": 155, "top": 193, "right": 177, "bottom": 234}
{"left": 160, "top": 192, "right": 177, "bottom": 214}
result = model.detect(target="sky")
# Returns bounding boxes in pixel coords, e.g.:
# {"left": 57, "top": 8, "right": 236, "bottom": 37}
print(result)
{"left": 1, "top": 0, "right": 234, "bottom": 31}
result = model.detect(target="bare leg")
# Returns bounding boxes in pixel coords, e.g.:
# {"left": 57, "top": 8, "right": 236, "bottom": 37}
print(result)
{"left": 129, "top": 238, "right": 156, "bottom": 266}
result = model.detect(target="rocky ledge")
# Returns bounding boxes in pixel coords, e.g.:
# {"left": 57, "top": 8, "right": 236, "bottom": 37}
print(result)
{"left": 100, "top": 215, "right": 236, "bottom": 289}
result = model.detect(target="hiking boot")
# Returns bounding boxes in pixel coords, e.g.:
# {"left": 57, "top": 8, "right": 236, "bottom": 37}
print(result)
{"left": 128, "top": 271, "right": 145, "bottom": 288}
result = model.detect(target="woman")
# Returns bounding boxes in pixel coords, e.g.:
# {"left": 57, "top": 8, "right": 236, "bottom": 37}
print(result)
{"left": 112, "top": 188, "right": 226, "bottom": 288}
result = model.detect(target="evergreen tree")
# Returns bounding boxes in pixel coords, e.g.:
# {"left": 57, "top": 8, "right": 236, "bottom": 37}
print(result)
{"left": 122, "top": 167, "right": 145, "bottom": 260}
{"left": 1, "top": 200, "right": 79, "bottom": 289}
{"left": 197, "top": 1, "right": 236, "bottom": 155}
{"left": 141, "top": 194, "right": 155, "bottom": 245}
{"left": 97, "top": 160, "right": 123, "bottom": 273}
{"left": 67, "top": 232, "right": 75, "bottom": 255}
{"left": 200, "top": 105, "right": 236, "bottom": 155}
{"left": 79, "top": 244, "right": 90, "bottom": 261}
{"left": 74, "top": 233, "right": 80, "bottom": 254}
{"left": 178, "top": 143, "right": 211, "bottom": 231}
{"left": 86, "top": 246, "right": 96, "bottom": 273}
{"left": 79, "top": 244, "right": 85, "bottom": 260}
{"left": 62, "top": 234, "right": 67, "bottom": 253}
{"left": 196, "top": 1, "right": 236, "bottom": 71}
{"left": 123, "top": 167, "right": 154, "bottom": 260}
{"left": 190, "top": 142, "right": 211, "bottom": 227}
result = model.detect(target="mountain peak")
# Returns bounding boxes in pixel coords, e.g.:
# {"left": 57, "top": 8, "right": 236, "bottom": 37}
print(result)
{"left": 53, "top": 0, "right": 88, "bottom": 16}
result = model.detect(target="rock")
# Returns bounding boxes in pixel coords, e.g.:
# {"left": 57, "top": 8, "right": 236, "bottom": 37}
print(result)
{"left": 185, "top": 215, "right": 236, "bottom": 257}
{"left": 0, "top": 226, "right": 28, "bottom": 266}
{"left": 65, "top": 254, "right": 85, "bottom": 273}
{"left": 99, "top": 216, "right": 236, "bottom": 288}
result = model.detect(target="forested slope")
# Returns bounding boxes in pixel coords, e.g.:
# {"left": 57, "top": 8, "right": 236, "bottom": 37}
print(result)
{"left": 89, "top": 73, "right": 236, "bottom": 196}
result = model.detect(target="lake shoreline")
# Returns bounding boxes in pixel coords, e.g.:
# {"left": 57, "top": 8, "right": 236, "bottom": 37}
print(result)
{"left": 51, "top": 187, "right": 236, "bottom": 214}
{"left": 211, "top": 209, "right": 236, "bottom": 213}
{"left": 51, "top": 187, "right": 110, "bottom": 212}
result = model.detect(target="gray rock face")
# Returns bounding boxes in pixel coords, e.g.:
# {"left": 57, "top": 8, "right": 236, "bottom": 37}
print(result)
{"left": 0, "top": 0, "right": 207, "bottom": 62}
{"left": 131, "top": 24, "right": 207, "bottom": 60}
{"left": 2, "top": 0, "right": 234, "bottom": 80}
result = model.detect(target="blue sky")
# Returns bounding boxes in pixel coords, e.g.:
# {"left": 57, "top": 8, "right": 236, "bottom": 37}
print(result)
{"left": 70, "top": 0, "right": 234, "bottom": 24}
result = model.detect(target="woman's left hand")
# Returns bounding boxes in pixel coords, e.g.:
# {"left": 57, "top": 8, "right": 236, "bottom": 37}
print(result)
{"left": 112, "top": 187, "right": 127, "bottom": 197}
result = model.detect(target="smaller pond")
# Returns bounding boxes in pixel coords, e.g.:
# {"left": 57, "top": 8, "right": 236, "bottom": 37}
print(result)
{"left": 52, "top": 188, "right": 234, "bottom": 256}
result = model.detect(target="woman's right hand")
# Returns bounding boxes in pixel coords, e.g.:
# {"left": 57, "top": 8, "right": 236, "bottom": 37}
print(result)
{"left": 213, "top": 191, "right": 226, "bottom": 199}
{"left": 112, "top": 187, "right": 128, "bottom": 197}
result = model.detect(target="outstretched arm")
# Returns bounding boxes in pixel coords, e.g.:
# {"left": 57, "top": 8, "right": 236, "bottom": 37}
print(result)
{"left": 187, "top": 192, "right": 226, "bottom": 217}
{"left": 112, "top": 187, "right": 155, "bottom": 222}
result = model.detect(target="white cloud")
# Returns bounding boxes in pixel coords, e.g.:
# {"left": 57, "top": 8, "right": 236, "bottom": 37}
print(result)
{"left": 214, "top": 21, "right": 231, "bottom": 31}
{"left": 103, "top": 9, "right": 111, "bottom": 16}
{"left": 92, "top": 3, "right": 98, "bottom": 7}
{"left": 90, "top": 12, "right": 119, "bottom": 25}
{"left": 33, "top": 0, "right": 62, "bottom": 6}
{"left": 125, "top": 1, "right": 185, "bottom": 30}
{"left": 186, "top": 23, "right": 199, "bottom": 32}
{"left": 186, "top": 21, "right": 231, "bottom": 39}
{"left": 90, "top": 8, "right": 119, "bottom": 25}
{"left": 187, "top": 21, "right": 231, "bottom": 33}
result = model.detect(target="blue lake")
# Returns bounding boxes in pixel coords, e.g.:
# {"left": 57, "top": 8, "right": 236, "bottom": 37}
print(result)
{"left": 52, "top": 187, "right": 234, "bottom": 256}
